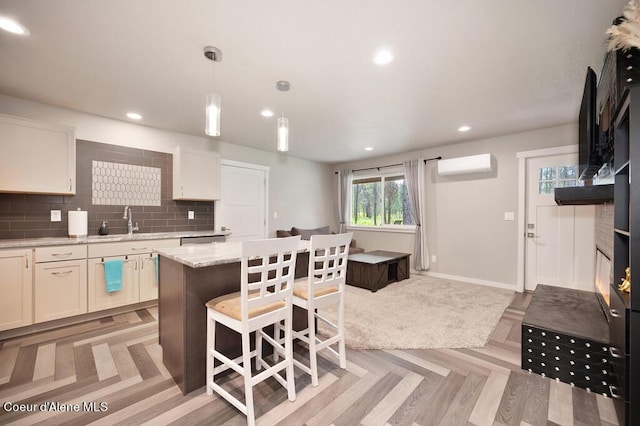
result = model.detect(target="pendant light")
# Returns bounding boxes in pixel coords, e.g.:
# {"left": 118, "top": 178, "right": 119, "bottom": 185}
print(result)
{"left": 276, "top": 80, "right": 290, "bottom": 152}
{"left": 204, "top": 46, "right": 222, "bottom": 137}
{"left": 277, "top": 116, "right": 289, "bottom": 152}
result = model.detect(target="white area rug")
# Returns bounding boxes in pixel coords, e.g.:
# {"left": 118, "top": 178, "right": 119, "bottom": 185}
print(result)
{"left": 318, "top": 275, "right": 515, "bottom": 350}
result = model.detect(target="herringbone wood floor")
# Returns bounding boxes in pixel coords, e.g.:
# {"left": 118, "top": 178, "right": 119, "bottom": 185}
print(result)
{"left": 0, "top": 292, "right": 619, "bottom": 425}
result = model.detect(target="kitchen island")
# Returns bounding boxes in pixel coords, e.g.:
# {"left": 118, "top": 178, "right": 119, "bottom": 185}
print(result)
{"left": 156, "top": 240, "right": 310, "bottom": 394}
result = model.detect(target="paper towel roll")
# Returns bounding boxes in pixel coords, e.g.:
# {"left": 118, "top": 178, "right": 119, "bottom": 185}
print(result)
{"left": 68, "top": 209, "right": 88, "bottom": 237}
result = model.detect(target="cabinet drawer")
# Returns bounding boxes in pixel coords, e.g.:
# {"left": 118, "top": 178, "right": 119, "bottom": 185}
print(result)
{"left": 35, "top": 245, "right": 87, "bottom": 263}
{"left": 609, "top": 289, "right": 628, "bottom": 355}
{"left": 88, "top": 239, "right": 179, "bottom": 258}
{"left": 609, "top": 349, "right": 628, "bottom": 401}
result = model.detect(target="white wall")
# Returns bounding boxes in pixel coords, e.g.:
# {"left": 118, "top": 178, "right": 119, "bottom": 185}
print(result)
{"left": 0, "top": 94, "right": 336, "bottom": 236}
{"left": 333, "top": 124, "right": 578, "bottom": 290}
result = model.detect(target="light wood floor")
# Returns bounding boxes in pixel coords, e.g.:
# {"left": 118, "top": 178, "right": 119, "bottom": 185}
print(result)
{"left": 0, "top": 292, "right": 619, "bottom": 425}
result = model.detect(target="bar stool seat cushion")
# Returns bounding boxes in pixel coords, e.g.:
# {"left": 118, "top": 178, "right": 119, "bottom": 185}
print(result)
{"left": 206, "top": 291, "right": 285, "bottom": 321}
{"left": 292, "top": 277, "right": 338, "bottom": 300}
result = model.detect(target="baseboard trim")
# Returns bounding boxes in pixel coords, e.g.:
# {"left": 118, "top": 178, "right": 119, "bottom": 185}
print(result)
{"left": 423, "top": 271, "right": 518, "bottom": 292}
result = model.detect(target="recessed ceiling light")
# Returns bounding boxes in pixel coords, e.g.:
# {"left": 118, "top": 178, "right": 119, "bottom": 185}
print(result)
{"left": 373, "top": 49, "right": 393, "bottom": 65}
{"left": 458, "top": 125, "right": 471, "bottom": 132}
{"left": 365, "top": 147, "right": 374, "bottom": 151}
{"left": 126, "top": 112, "right": 142, "bottom": 120}
{"left": 260, "top": 109, "right": 274, "bottom": 117}
{"left": 0, "top": 16, "right": 29, "bottom": 35}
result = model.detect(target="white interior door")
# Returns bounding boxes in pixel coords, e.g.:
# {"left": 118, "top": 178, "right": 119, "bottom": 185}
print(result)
{"left": 525, "top": 153, "right": 595, "bottom": 291}
{"left": 216, "top": 160, "right": 268, "bottom": 241}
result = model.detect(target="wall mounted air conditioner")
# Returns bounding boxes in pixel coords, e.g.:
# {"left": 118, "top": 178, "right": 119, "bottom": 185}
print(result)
{"left": 437, "top": 153, "right": 493, "bottom": 176}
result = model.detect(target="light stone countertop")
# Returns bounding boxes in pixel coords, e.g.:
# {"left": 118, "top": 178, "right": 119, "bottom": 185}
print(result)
{"left": 0, "top": 230, "right": 230, "bottom": 250}
{"left": 156, "top": 239, "right": 310, "bottom": 268}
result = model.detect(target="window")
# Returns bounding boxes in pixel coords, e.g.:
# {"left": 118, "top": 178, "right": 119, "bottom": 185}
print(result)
{"left": 351, "top": 173, "right": 415, "bottom": 226}
{"left": 538, "top": 165, "right": 581, "bottom": 194}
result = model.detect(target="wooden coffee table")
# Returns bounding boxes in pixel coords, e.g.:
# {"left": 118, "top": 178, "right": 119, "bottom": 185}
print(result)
{"left": 346, "top": 251, "right": 410, "bottom": 292}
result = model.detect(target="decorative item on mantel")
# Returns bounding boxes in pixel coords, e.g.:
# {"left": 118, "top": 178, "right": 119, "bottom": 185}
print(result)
{"left": 607, "top": 0, "right": 640, "bottom": 51}
{"left": 619, "top": 267, "right": 631, "bottom": 293}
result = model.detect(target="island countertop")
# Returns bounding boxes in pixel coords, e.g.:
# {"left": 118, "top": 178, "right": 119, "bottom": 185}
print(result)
{"left": 155, "top": 239, "right": 310, "bottom": 268}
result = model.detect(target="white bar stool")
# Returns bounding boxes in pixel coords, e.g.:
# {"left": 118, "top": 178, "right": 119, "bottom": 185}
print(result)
{"left": 205, "top": 235, "right": 300, "bottom": 426}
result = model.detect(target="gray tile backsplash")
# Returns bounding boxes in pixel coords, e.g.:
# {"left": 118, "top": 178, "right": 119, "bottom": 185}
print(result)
{"left": 0, "top": 140, "right": 214, "bottom": 239}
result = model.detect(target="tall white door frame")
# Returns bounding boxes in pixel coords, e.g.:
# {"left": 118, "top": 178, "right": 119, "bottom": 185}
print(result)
{"left": 516, "top": 144, "right": 578, "bottom": 293}
{"left": 215, "top": 159, "right": 269, "bottom": 240}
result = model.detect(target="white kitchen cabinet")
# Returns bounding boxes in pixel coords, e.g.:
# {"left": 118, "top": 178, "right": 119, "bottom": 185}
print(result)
{"left": 172, "top": 146, "right": 220, "bottom": 200}
{"left": 87, "top": 239, "right": 179, "bottom": 312}
{"left": 139, "top": 252, "right": 160, "bottom": 302}
{"left": 34, "top": 245, "right": 87, "bottom": 323}
{"left": 0, "top": 114, "right": 76, "bottom": 195}
{"left": 0, "top": 249, "right": 33, "bottom": 331}
{"left": 87, "top": 255, "right": 139, "bottom": 312}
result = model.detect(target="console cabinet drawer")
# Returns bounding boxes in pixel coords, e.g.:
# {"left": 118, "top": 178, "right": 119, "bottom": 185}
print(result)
{"left": 609, "top": 287, "right": 628, "bottom": 355}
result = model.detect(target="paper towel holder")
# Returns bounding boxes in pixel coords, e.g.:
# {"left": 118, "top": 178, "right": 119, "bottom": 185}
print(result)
{"left": 68, "top": 208, "right": 88, "bottom": 238}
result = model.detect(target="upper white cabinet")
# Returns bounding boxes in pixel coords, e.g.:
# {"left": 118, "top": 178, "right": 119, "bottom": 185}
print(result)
{"left": 172, "top": 146, "right": 220, "bottom": 200}
{"left": 0, "top": 114, "right": 76, "bottom": 195}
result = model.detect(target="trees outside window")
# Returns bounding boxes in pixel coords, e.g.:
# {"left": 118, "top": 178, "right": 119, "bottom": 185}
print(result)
{"left": 351, "top": 174, "right": 415, "bottom": 226}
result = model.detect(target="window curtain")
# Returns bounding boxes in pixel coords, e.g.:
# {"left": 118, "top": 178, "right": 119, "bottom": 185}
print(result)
{"left": 403, "top": 159, "right": 429, "bottom": 271}
{"left": 337, "top": 169, "right": 351, "bottom": 233}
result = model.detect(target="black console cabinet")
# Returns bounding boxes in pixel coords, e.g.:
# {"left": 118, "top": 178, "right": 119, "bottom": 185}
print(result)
{"left": 522, "top": 285, "right": 611, "bottom": 396}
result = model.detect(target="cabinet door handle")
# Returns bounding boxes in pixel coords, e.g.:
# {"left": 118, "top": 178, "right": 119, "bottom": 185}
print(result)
{"left": 610, "top": 346, "right": 624, "bottom": 359}
{"left": 609, "top": 385, "right": 622, "bottom": 399}
{"left": 131, "top": 247, "right": 148, "bottom": 251}
{"left": 69, "top": 178, "right": 72, "bottom": 191}
{"left": 610, "top": 308, "right": 621, "bottom": 318}
{"left": 25, "top": 256, "right": 29, "bottom": 269}
{"left": 52, "top": 270, "right": 73, "bottom": 277}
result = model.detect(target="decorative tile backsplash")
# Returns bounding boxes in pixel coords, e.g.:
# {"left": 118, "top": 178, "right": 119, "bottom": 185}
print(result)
{"left": 92, "top": 161, "right": 161, "bottom": 206}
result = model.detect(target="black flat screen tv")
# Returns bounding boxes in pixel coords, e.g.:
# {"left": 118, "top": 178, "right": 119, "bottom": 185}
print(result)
{"left": 578, "top": 67, "right": 602, "bottom": 180}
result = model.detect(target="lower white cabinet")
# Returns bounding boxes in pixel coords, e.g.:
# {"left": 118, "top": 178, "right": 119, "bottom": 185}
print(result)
{"left": 87, "top": 255, "right": 139, "bottom": 312}
{"left": 0, "top": 249, "right": 33, "bottom": 331}
{"left": 34, "top": 245, "right": 88, "bottom": 323}
{"left": 139, "top": 252, "right": 160, "bottom": 302}
{"left": 34, "top": 259, "right": 87, "bottom": 323}
{"left": 0, "top": 238, "right": 180, "bottom": 330}
{"left": 87, "top": 239, "right": 179, "bottom": 312}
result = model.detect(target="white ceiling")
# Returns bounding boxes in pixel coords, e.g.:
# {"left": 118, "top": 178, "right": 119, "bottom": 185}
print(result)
{"left": 0, "top": 0, "right": 627, "bottom": 164}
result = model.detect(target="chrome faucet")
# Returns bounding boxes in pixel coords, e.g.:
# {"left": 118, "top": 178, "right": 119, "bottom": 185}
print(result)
{"left": 123, "top": 206, "right": 139, "bottom": 235}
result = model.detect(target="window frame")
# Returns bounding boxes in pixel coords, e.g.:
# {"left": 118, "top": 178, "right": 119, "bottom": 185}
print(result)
{"left": 347, "top": 167, "right": 417, "bottom": 233}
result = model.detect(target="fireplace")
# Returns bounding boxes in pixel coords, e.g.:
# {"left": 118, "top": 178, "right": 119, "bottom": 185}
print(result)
{"left": 595, "top": 249, "right": 612, "bottom": 318}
